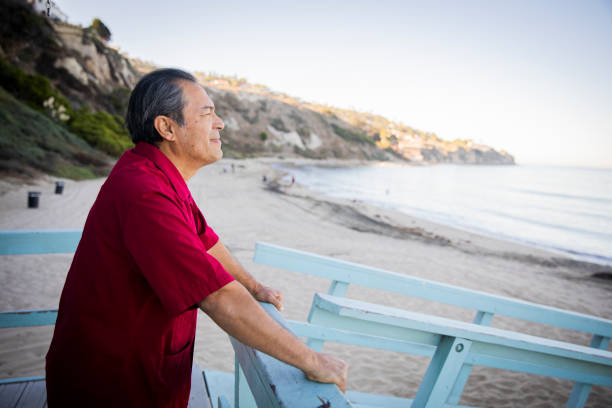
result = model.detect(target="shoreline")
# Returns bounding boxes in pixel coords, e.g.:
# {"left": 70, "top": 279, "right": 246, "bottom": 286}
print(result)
{"left": 1, "top": 158, "right": 611, "bottom": 406}
{"left": 271, "top": 158, "right": 612, "bottom": 270}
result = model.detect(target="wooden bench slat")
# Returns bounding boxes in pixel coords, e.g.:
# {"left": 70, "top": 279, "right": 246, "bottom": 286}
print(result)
{"left": 288, "top": 320, "right": 437, "bottom": 356}
{"left": 0, "top": 230, "right": 81, "bottom": 255}
{"left": 15, "top": 380, "right": 46, "bottom": 408}
{"left": 0, "top": 310, "right": 58, "bottom": 328}
{"left": 314, "top": 294, "right": 612, "bottom": 386}
{"left": 202, "top": 370, "right": 234, "bottom": 408}
{"left": 254, "top": 242, "right": 612, "bottom": 338}
{"left": 315, "top": 294, "right": 612, "bottom": 365}
{"left": 0, "top": 381, "right": 28, "bottom": 407}
{"left": 188, "top": 364, "right": 211, "bottom": 408}
{"left": 346, "top": 390, "right": 474, "bottom": 408}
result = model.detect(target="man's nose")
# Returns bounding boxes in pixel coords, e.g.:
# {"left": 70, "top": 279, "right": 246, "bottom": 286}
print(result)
{"left": 214, "top": 114, "right": 224, "bottom": 130}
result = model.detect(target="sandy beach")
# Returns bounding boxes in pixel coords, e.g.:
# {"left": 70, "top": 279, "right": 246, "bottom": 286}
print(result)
{"left": 1, "top": 158, "right": 611, "bottom": 407}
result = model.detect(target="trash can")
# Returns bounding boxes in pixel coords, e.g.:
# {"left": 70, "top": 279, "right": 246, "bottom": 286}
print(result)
{"left": 55, "top": 181, "right": 64, "bottom": 194}
{"left": 28, "top": 192, "right": 41, "bottom": 208}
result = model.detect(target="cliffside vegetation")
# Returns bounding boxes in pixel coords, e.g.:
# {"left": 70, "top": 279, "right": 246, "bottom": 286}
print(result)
{"left": 0, "top": 57, "right": 132, "bottom": 158}
{"left": 0, "top": 87, "right": 109, "bottom": 179}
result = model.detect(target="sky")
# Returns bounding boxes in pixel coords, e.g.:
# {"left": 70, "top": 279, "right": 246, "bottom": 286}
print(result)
{"left": 54, "top": 0, "right": 612, "bottom": 167}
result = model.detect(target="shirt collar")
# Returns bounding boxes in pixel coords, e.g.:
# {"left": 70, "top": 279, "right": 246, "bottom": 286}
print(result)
{"left": 133, "top": 142, "right": 191, "bottom": 201}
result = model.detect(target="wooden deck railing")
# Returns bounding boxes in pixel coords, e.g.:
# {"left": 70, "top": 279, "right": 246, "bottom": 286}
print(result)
{"left": 253, "top": 242, "right": 612, "bottom": 408}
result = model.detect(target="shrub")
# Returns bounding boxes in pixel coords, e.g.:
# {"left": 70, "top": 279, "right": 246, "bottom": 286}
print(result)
{"left": 54, "top": 164, "right": 98, "bottom": 180}
{"left": 259, "top": 131, "right": 267, "bottom": 141}
{"left": 69, "top": 108, "right": 132, "bottom": 157}
{"left": 331, "top": 123, "right": 375, "bottom": 146}
{"left": 0, "top": 57, "right": 73, "bottom": 118}
{"left": 90, "top": 18, "right": 111, "bottom": 41}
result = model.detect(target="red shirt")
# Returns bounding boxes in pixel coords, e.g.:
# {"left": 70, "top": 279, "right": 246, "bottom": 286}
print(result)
{"left": 46, "top": 142, "right": 235, "bottom": 407}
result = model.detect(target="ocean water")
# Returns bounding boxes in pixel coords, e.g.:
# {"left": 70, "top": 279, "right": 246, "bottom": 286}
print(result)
{"left": 279, "top": 163, "right": 612, "bottom": 266}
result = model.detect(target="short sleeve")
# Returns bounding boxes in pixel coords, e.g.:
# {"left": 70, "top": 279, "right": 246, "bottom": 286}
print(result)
{"left": 123, "top": 192, "right": 235, "bottom": 317}
{"left": 200, "top": 224, "right": 219, "bottom": 250}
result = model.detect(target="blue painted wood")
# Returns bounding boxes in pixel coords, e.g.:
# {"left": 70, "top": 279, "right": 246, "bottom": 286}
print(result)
{"left": 413, "top": 336, "right": 472, "bottom": 408}
{"left": 306, "top": 280, "right": 350, "bottom": 351}
{"left": 314, "top": 294, "right": 612, "bottom": 385}
{"left": 289, "top": 320, "right": 437, "bottom": 356}
{"left": 0, "top": 381, "right": 27, "bottom": 407}
{"left": 328, "top": 280, "right": 349, "bottom": 296}
{"left": 202, "top": 370, "right": 234, "bottom": 408}
{"left": 0, "top": 229, "right": 81, "bottom": 255}
{"left": 235, "top": 359, "right": 256, "bottom": 408}
{"left": 0, "top": 376, "right": 45, "bottom": 385}
{"left": 229, "top": 302, "right": 351, "bottom": 408}
{"left": 0, "top": 378, "right": 46, "bottom": 408}
{"left": 14, "top": 379, "right": 46, "bottom": 408}
{"left": 447, "top": 311, "right": 495, "bottom": 404}
{"left": 188, "top": 364, "right": 210, "bottom": 408}
{"left": 0, "top": 309, "right": 58, "bottom": 328}
{"left": 566, "top": 335, "right": 610, "bottom": 408}
{"left": 253, "top": 242, "right": 612, "bottom": 339}
{"left": 218, "top": 395, "right": 232, "bottom": 408}
{"left": 346, "top": 390, "right": 474, "bottom": 408}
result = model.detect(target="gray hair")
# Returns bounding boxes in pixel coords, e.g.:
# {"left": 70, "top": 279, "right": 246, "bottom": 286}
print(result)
{"left": 126, "top": 68, "right": 197, "bottom": 144}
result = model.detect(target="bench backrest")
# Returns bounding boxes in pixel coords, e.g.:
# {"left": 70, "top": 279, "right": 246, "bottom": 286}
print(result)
{"left": 0, "top": 230, "right": 74, "bottom": 328}
{"left": 253, "top": 242, "right": 612, "bottom": 344}
{"left": 254, "top": 242, "right": 612, "bottom": 407}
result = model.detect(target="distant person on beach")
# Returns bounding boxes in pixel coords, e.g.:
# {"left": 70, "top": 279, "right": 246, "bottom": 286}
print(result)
{"left": 45, "top": 68, "right": 347, "bottom": 407}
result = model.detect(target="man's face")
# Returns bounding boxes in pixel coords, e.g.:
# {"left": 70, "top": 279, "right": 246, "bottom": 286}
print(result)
{"left": 174, "top": 81, "right": 224, "bottom": 167}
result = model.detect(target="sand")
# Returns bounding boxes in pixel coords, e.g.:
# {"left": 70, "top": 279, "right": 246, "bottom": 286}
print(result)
{"left": 1, "top": 158, "right": 611, "bottom": 407}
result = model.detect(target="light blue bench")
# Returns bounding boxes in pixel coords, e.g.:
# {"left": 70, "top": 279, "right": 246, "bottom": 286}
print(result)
{"left": 0, "top": 230, "right": 349, "bottom": 408}
{"left": 253, "top": 242, "right": 612, "bottom": 407}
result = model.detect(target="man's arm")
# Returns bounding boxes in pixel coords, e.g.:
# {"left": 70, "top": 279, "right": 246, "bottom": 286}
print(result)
{"left": 199, "top": 281, "right": 347, "bottom": 392}
{"left": 207, "top": 240, "right": 283, "bottom": 310}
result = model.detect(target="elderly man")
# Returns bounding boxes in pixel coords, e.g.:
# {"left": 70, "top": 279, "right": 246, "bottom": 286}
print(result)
{"left": 45, "top": 69, "right": 347, "bottom": 407}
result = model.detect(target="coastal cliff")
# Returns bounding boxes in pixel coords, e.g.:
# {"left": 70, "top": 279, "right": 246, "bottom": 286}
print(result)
{"left": 0, "top": 0, "right": 514, "bottom": 180}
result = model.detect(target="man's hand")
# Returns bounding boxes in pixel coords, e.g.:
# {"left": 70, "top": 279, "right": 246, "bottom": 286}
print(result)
{"left": 251, "top": 283, "right": 283, "bottom": 311}
{"left": 305, "top": 353, "right": 348, "bottom": 393}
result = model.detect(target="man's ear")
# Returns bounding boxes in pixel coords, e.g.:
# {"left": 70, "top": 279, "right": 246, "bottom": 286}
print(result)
{"left": 153, "top": 115, "right": 177, "bottom": 142}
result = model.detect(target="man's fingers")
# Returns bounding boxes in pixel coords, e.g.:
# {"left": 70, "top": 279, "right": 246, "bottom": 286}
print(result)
{"left": 254, "top": 286, "right": 284, "bottom": 311}
{"left": 273, "top": 291, "right": 283, "bottom": 311}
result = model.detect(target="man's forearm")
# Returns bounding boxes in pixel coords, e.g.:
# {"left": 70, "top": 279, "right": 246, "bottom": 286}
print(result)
{"left": 199, "top": 281, "right": 315, "bottom": 372}
{"left": 207, "top": 240, "right": 259, "bottom": 293}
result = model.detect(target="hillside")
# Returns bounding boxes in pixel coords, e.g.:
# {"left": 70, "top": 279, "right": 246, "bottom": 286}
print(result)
{"left": 0, "top": 87, "right": 110, "bottom": 179}
{"left": 0, "top": 0, "right": 513, "bottom": 181}
{"left": 133, "top": 63, "right": 515, "bottom": 164}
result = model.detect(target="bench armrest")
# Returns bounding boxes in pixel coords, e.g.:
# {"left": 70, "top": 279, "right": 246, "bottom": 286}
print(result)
{"left": 229, "top": 301, "right": 352, "bottom": 408}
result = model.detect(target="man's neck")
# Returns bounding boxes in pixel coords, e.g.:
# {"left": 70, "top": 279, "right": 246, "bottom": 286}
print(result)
{"left": 157, "top": 143, "right": 197, "bottom": 181}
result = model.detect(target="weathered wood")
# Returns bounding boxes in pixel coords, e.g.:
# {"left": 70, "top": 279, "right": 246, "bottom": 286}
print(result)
{"left": 15, "top": 380, "right": 46, "bottom": 408}
{"left": 447, "top": 311, "right": 495, "bottom": 404}
{"left": 254, "top": 242, "right": 612, "bottom": 405}
{"left": 413, "top": 337, "right": 472, "bottom": 408}
{"left": 0, "top": 310, "right": 58, "bottom": 328}
{"left": 0, "top": 379, "right": 46, "bottom": 408}
{"left": 0, "top": 230, "right": 81, "bottom": 255}
{"left": 235, "top": 358, "right": 256, "bottom": 408}
{"left": 566, "top": 335, "right": 611, "bottom": 408}
{"left": 229, "top": 302, "right": 351, "bottom": 408}
{"left": 254, "top": 242, "right": 612, "bottom": 338}
{"left": 345, "top": 390, "right": 474, "bottom": 408}
{"left": 202, "top": 370, "right": 234, "bottom": 408}
{"left": 0, "top": 381, "right": 28, "bottom": 407}
{"left": 314, "top": 293, "right": 612, "bottom": 386}
{"left": 188, "top": 364, "right": 211, "bottom": 408}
